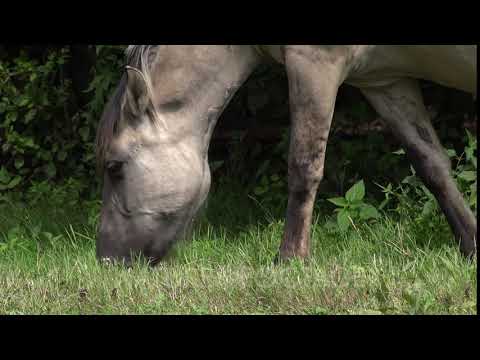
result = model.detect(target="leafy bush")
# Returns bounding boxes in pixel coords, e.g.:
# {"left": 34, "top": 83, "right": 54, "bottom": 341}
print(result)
{"left": 0, "top": 48, "right": 72, "bottom": 188}
{"left": 0, "top": 46, "right": 126, "bottom": 195}
{"left": 451, "top": 130, "right": 477, "bottom": 211}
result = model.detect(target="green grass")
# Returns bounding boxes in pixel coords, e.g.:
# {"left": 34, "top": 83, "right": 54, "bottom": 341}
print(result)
{"left": 0, "top": 187, "right": 476, "bottom": 315}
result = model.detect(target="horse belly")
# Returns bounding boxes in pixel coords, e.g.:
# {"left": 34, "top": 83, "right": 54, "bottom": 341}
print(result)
{"left": 346, "top": 45, "right": 477, "bottom": 94}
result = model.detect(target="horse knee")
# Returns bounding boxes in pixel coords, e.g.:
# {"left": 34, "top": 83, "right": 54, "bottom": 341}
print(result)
{"left": 288, "top": 156, "right": 325, "bottom": 195}
{"left": 412, "top": 149, "right": 452, "bottom": 194}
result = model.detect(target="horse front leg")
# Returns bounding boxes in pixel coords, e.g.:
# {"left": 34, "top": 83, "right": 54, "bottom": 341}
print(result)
{"left": 279, "top": 46, "right": 348, "bottom": 261}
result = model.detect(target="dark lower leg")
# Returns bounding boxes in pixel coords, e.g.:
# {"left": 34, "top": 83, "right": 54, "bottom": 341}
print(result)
{"left": 418, "top": 165, "right": 477, "bottom": 257}
{"left": 439, "top": 193, "right": 477, "bottom": 257}
{"left": 279, "top": 188, "right": 317, "bottom": 259}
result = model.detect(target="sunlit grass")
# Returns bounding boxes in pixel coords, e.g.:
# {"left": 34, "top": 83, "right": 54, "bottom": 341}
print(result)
{"left": 0, "top": 189, "right": 476, "bottom": 315}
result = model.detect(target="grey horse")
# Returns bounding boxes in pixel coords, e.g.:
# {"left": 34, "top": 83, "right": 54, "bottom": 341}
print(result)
{"left": 96, "top": 45, "right": 477, "bottom": 266}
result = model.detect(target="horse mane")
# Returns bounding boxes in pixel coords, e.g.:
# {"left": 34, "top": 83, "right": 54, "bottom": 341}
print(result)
{"left": 95, "top": 74, "right": 126, "bottom": 173}
{"left": 125, "top": 45, "right": 159, "bottom": 77}
{"left": 95, "top": 45, "right": 160, "bottom": 173}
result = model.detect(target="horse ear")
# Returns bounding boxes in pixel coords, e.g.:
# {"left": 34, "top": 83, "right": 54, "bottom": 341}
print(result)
{"left": 124, "top": 66, "right": 151, "bottom": 116}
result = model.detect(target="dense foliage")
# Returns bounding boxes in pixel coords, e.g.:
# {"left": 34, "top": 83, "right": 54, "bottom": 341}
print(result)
{"left": 0, "top": 46, "right": 125, "bottom": 195}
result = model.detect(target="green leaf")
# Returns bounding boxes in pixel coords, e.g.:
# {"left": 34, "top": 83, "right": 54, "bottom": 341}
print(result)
{"left": 14, "top": 157, "right": 24, "bottom": 169}
{"left": 337, "top": 209, "right": 351, "bottom": 232}
{"left": 421, "top": 199, "right": 437, "bottom": 217}
{"left": 402, "top": 175, "right": 422, "bottom": 187}
{"left": 23, "top": 138, "right": 35, "bottom": 148}
{"left": 349, "top": 201, "right": 363, "bottom": 210}
{"left": 327, "top": 197, "right": 348, "bottom": 207}
{"left": 346, "top": 180, "right": 365, "bottom": 203}
{"left": 466, "top": 129, "right": 476, "bottom": 149}
{"left": 6, "top": 176, "right": 22, "bottom": 189}
{"left": 18, "top": 96, "right": 30, "bottom": 107}
{"left": 469, "top": 191, "right": 477, "bottom": 208}
{"left": 470, "top": 182, "right": 477, "bottom": 192}
{"left": 446, "top": 148, "right": 457, "bottom": 158}
{"left": 378, "top": 198, "right": 390, "bottom": 211}
{"left": 359, "top": 204, "right": 381, "bottom": 220}
{"left": 5, "top": 111, "right": 17, "bottom": 124}
{"left": 254, "top": 187, "right": 267, "bottom": 196}
{"left": 57, "top": 150, "right": 68, "bottom": 162}
{"left": 392, "top": 149, "right": 405, "bottom": 155}
{"left": 39, "top": 150, "right": 52, "bottom": 161}
{"left": 24, "top": 109, "right": 37, "bottom": 123}
{"left": 0, "top": 167, "right": 11, "bottom": 184}
{"left": 457, "top": 171, "right": 476, "bottom": 182}
{"left": 420, "top": 185, "right": 435, "bottom": 200}
{"left": 45, "top": 163, "right": 57, "bottom": 178}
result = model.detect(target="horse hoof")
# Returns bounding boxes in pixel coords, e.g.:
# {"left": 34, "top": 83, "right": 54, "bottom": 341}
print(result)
{"left": 273, "top": 252, "right": 309, "bottom": 265}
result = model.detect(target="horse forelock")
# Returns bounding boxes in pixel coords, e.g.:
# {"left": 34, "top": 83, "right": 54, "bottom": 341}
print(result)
{"left": 96, "top": 45, "right": 164, "bottom": 173}
{"left": 125, "top": 45, "right": 159, "bottom": 79}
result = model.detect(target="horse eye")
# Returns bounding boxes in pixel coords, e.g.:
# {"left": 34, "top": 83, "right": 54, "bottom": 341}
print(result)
{"left": 106, "top": 160, "right": 124, "bottom": 178}
{"left": 159, "top": 99, "right": 184, "bottom": 112}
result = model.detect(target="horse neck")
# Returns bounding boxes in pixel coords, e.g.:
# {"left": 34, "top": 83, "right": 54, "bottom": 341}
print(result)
{"left": 168, "top": 46, "right": 261, "bottom": 160}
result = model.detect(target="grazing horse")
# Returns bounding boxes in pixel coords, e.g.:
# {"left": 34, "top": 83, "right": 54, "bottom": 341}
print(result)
{"left": 96, "top": 45, "right": 477, "bottom": 266}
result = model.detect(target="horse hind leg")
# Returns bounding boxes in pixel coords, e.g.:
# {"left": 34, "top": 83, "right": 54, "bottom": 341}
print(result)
{"left": 361, "top": 79, "right": 477, "bottom": 258}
